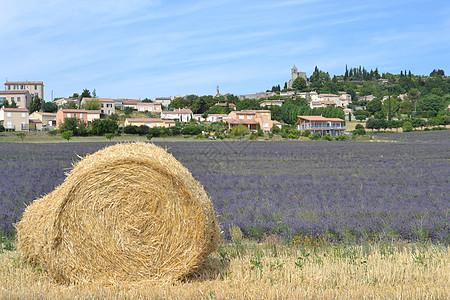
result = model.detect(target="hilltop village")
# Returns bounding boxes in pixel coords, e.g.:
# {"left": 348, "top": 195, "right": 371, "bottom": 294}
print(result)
{"left": 1, "top": 65, "right": 449, "bottom": 140}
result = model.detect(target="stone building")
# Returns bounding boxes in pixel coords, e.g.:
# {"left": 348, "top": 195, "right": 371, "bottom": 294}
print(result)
{"left": 287, "top": 64, "right": 307, "bottom": 89}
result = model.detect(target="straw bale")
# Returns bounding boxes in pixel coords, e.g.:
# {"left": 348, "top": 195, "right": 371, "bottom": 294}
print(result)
{"left": 17, "top": 142, "right": 219, "bottom": 285}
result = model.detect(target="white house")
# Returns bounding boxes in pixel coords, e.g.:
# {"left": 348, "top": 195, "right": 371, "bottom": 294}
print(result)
{"left": 161, "top": 108, "right": 193, "bottom": 122}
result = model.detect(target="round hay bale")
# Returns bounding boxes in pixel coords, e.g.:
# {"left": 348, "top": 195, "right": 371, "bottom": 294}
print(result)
{"left": 17, "top": 142, "right": 219, "bottom": 284}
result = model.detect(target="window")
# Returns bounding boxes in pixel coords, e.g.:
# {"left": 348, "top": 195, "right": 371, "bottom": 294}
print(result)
{"left": 239, "top": 115, "right": 244, "bottom": 119}
{"left": 74, "top": 113, "right": 77, "bottom": 117}
{"left": 6, "top": 121, "right": 12, "bottom": 128}
{"left": 247, "top": 115, "right": 252, "bottom": 119}
{"left": 11, "top": 97, "right": 14, "bottom": 101}
{"left": 67, "top": 113, "right": 71, "bottom": 118}
{"left": 263, "top": 123, "right": 268, "bottom": 128}
{"left": 17, "top": 97, "right": 21, "bottom": 102}
{"left": 8, "top": 85, "right": 10, "bottom": 90}
{"left": 21, "top": 113, "right": 26, "bottom": 118}
{"left": 7, "top": 112, "right": 11, "bottom": 118}
{"left": 34, "top": 85, "right": 37, "bottom": 90}
{"left": 80, "top": 113, "right": 83, "bottom": 118}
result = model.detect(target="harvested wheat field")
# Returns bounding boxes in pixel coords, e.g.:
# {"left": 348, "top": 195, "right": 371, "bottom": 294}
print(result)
{"left": 16, "top": 142, "right": 219, "bottom": 285}
{"left": 1, "top": 240, "right": 449, "bottom": 299}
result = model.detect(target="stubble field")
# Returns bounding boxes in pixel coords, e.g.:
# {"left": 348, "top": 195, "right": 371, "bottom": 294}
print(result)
{"left": 0, "top": 130, "right": 449, "bottom": 298}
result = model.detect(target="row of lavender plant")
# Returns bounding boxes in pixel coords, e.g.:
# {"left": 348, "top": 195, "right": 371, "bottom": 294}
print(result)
{"left": 0, "top": 131, "right": 448, "bottom": 243}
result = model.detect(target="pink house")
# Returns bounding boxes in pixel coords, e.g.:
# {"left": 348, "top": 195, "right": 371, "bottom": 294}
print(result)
{"left": 56, "top": 109, "right": 88, "bottom": 129}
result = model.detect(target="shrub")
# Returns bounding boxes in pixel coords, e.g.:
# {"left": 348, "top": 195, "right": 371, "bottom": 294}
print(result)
{"left": 105, "top": 133, "right": 115, "bottom": 141}
{"left": 138, "top": 125, "right": 148, "bottom": 135}
{"left": 335, "top": 135, "right": 348, "bottom": 141}
{"left": 353, "top": 128, "right": 366, "bottom": 135}
{"left": 249, "top": 133, "right": 258, "bottom": 140}
{"left": 402, "top": 121, "right": 413, "bottom": 132}
{"left": 322, "top": 134, "right": 332, "bottom": 141}
{"left": 123, "top": 125, "right": 140, "bottom": 134}
{"left": 309, "top": 132, "right": 322, "bottom": 140}
{"left": 230, "top": 124, "right": 249, "bottom": 137}
{"left": 62, "top": 130, "right": 74, "bottom": 142}
{"left": 302, "top": 130, "right": 311, "bottom": 137}
{"left": 0, "top": 125, "right": 4, "bottom": 132}
{"left": 355, "top": 124, "right": 364, "bottom": 130}
{"left": 89, "top": 119, "right": 118, "bottom": 136}
{"left": 123, "top": 107, "right": 133, "bottom": 115}
{"left": 271, "top": 126, "right": 281, "bottom": 134}
{"left": 16, "top": 132, "right": 26, "bottom": 141}
{"left": 49, "top": 129, "right": 58, "bottom": 136}
{"left": 181, "top": 125, "right": 203, "bottom": 135}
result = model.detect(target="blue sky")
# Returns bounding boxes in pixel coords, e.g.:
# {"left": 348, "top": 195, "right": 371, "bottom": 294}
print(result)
{"left": 1, "top": 0, "right": 449, "bottom": 100}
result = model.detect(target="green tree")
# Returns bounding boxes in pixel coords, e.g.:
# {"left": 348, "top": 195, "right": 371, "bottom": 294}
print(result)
{"left": 61, "top": 101, "right": 77, "bottom": 109}
{"left": 89, "top": 119, "right": 118, "bottom": 135}
{"left": 123, "top": 107, "right": 134, "bottom": 115}
{"left": 418, "top": 94, "right": 445, "bottom": 113}
{"left": 42, "top": 101, "right": 58, "bottom": 113}
{"left": 309, "top": 66, "right": 330, "bottom": 91}
{"left": 62, "top": 130, "right": 74, "bottom": 141}
{"left": 105, "top": 133, "right": 115, "bottom": 141}
{"left": 399, "top": 100, "right": 414, "bottom": 115}
{"left": 292, "top": 77, "right": 307, "bottom": 90}
{"left": 123, "top": 125, "right": 140, "bottom": 134}
{"left": 407, "top": 88, "right": 420, "bottom": 113}
{"left": 29, "top": 95, "right": 42, "bottom": 114}
{"left": 206, "top": 105, "right": 226, "bottom": 115}
{"left": 81, "top": 89, "right": 91, "bottom": 98}
{"left": 168, "top": 97, "right": 186, "bottom": 109}
{"left": 230, "top": 124, "right": 249, "bottom": 136}
{"left": 16, "top": 132, "right": 26, "bottom": 141}
{"left": 9, "top": 100, "right": 18, "bottom": 108}
{"left": 236, "top": 99, "right": 260, "bottom": 111}
{"left": 366, "top": 99, "right": 382, "bottom": 115}
{"left": 82, "top": 98, "right": 101, "bottom": 110}
{"left": 402, "top": 121, "right": 413, "bottom": 132}
{"left": 191, "top": 97, "right": 210, "bottom": 114}
{"left": 59, "top": 117, "right": 87, "bottom": 136}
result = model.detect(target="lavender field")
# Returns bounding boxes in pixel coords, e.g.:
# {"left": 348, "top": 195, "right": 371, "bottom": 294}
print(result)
{"left": 1, "top": 131, "right": 449, "bottom": 244}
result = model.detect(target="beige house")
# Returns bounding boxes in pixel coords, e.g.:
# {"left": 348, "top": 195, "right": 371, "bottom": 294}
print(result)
{"left": 259, "top": 99, "right": 284, "bottom": 107}
{"left": 193, "top": 114, "right": 228, "bottom": 122}
{"left": 81, "top": 98, "right": 115, "bottom": 115}
{"left": 86, "top": 110, "right": 101, "bottom": 123}
{"left": 161, "top": 108, "right": 193, "bottom": 123}
{"left": 5, "top": 81, "right": 44, "bottom": 100}
{"left": 136, "top": 102, "right": 162, "bottom": 112}
{"left": 124, "top": 118, "right": 175, "bottom": 128}
{"left": 226, "top": 110, "right": 279, "bottom": 133}
{"left": 53, "top": 97, "right": 79, "bottom": 108}
{"left": 309, "top": 100, "right": 337, "bottom": 109}
{"left": 29, "top": 111, "right": 57, "bottom": 128}
{"left": 0, "top": 107, "right": 29, "bottom": 131}
{"left": 216, "top": 102, "right": 236, "bottom": 110}
{"left": 0, "top": 90, "right": 31, "bottom": 109}
{"left": 122, "top": 99, "right": 141, "bottom": 110}
{"left": 29, "top": 119, "right": 43, "bottom": 131}
{"left": 154, "top": 97, "right": 173, "bottom": 107}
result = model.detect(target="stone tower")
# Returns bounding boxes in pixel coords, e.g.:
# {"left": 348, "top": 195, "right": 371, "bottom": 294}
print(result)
{"left": 287, "top": 64, "right": 307, "bottom": 89}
